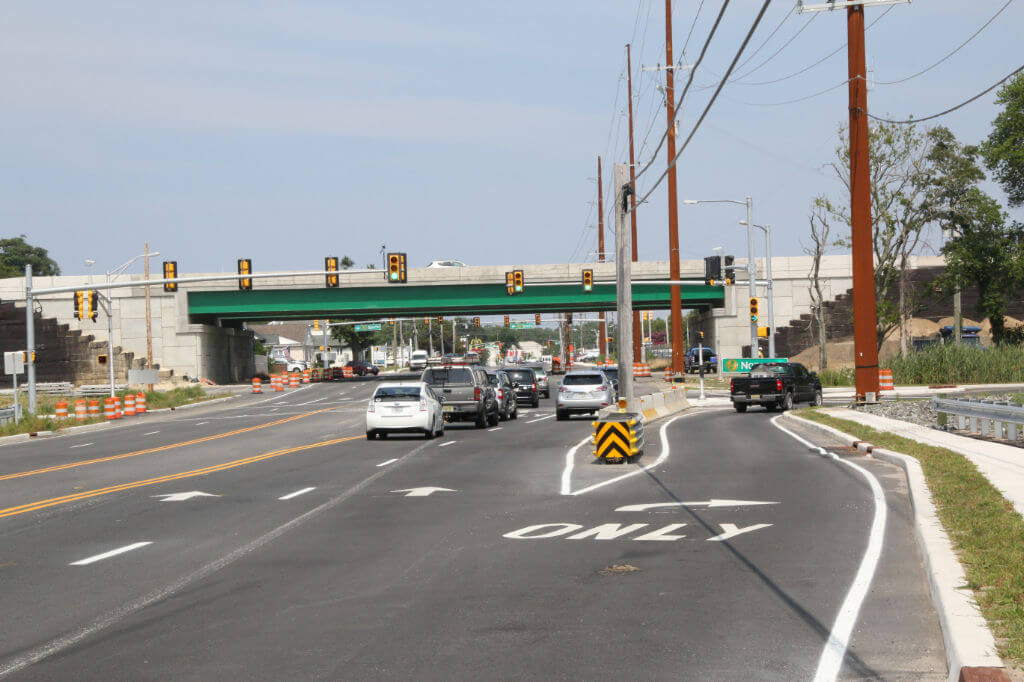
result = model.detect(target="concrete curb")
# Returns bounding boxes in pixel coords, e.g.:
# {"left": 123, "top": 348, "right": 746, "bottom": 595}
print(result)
{"left": 782, "top": 413, "right": 1008, "bottom": 682}
{"left": 146, "top": 394, "right": 238, "bottom": 414}
{"left": 599, "top": 387, "right": 690, "bottom": 423}
{"left": 0, "top": 420, "right": 114, "bottom": 448}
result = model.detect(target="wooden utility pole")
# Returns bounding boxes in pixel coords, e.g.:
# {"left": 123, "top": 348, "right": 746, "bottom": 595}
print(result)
{"left": 597, "top": 156, "right": 608, "bottom": 360}
{"left": 664, "top": 0, "right": 684, "bottom": 377}
{"left": 847, "top": 4, "right": 880, "bottom": 399}
{"left": 627, "top": 43, "right": 643, "bottom": 362}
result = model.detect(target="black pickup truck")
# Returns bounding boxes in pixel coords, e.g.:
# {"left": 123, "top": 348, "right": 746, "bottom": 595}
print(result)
{"left": 729, "top": 362, "right": 823, "bottom": 413}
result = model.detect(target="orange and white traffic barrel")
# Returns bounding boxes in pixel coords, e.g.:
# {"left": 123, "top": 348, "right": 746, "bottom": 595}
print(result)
{"left": 124, "top": 394, "right": 136, "bottom": 416}
{"left": 114, "top": 397, "right": 123, "bottom": 419}
{"left": 104, "top": 397, "right": 117, "bottom": 420}
{"left": 74, "top": 399, "right": 87, "bottom": 421}
{"left": 301, "top": 369, "right": 310, "bottom": 384}
{"left": 632, "top": 362, "right": 642, "bottom": 378}
{"left": 252, "top": 377, "right": 262, "bottom": 393}
{"left": 55, "top": 401, "right": 68, "bottom": 420}
{"left": 289, "top": 372, "right": 299, "bottom": 388}
{"left": 135, "top": 392, "right": 147, "bottom": 414}
{"left": 311, "top": 368, "right": 319, "bottom": 382}
{"left": 88, "top": 399, "right": 100, "bottom": 418}
{"left": 273, "top": 374, "right": 283, "bottom": 391}
{"left": 879, "top": 368, "right": 894, "bottom": 391}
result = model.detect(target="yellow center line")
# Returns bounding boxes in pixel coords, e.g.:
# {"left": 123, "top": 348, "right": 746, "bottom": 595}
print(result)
{"left": 0, "top": 434, "right": 363, "bottom": 519}
{"left": 0, "top": 408, "right": 342, "bottom": 482}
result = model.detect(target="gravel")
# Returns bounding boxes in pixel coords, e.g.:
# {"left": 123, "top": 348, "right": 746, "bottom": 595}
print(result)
{"left": 855, "top": 400, "right": 938, "bottom": 429}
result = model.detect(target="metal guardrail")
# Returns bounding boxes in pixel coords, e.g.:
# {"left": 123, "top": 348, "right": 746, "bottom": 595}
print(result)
{"left": 931, "top": 397, "right": 1024, "bottom": 442}
{"left": 0, "top": 406, "right": 16, "bottom": 424}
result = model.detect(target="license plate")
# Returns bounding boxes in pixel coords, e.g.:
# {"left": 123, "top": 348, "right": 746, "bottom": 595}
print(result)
{"left": 443, "top": 405, "right": 455, "bottom": 413}
{"left": 750, "top": 393, "right": 760, "bottom": 399}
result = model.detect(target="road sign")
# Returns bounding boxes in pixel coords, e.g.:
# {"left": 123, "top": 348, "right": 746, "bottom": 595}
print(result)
{"left": 721, "top": 357, "right": 789, "bottom": 373}
{"left": 353, "top": 323, "right": 382, "bottom": 332}
{"left": 3, "top": 351, "right": 24, "bottom": 375}
{"left": 510, "top": 322, "right": 535, "bottom": 330}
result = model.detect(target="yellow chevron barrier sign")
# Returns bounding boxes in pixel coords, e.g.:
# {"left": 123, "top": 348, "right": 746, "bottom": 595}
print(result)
{"left": 591, "top": 416, "right": 643, "bottom": 463}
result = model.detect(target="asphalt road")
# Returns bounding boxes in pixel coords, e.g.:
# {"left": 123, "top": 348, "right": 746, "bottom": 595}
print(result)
{"left": 0, "top": 377, "right": 946, "bottom": 680}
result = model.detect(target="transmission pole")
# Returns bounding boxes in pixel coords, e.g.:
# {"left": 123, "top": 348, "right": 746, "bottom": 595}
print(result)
{"left": 663, "top": 0, "right": 684, "bottom": 377}
{"left": 627, "top": 42, "right": 643, "bottom": 363}
{"left": 597, "top": 156, "right": 608, "bottom": 360}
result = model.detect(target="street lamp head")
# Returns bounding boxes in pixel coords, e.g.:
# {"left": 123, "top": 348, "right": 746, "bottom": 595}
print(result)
{"left": 84, "top": 259, "right": 96, "bottom": 267}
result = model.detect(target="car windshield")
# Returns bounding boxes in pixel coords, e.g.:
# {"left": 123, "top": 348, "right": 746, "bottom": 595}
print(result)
{"left": 505, "top": 369, "right": 534, "bottom": 383}
{"left": 531, "top": 368, "right": 547, "bottom": 378}
{"left": 603, "top": 369, "right": 618, "bottom": 380}
{"left": 486, "top": 374, "right": 499, "bottom": 386}
{"left": 422, "top": 368, "right": 473, "bottom": 385}
{"left": 563, "top": 374, "right": 605, "bottom": 386}
{"left": 691, "top": 348, "right": 715, "bottom": 356}
{"left": 374, "top": 386, "right": 421, "bottom": 401}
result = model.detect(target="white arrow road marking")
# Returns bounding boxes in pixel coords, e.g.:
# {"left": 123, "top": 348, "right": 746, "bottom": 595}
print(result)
{"left": 152, "top": 491, "right": 219, "bottom": 502}
{"left": 615, "top": 500, "right": 779, "bottom": 512}
{"left": 391, "top": 487, "right": 457, "bottom": 497}
{"left": 70, "top": 542, "right": 152, "bottom": 566}
{"left": 376, "top": 458, "right": 399, "bottom": 467}
{"left": 278, "top": 487, "right": 315, "bottom": 500}
{"left": 707, "top": 523, "right": 772, "bottom": 542}
{"left": 69, "top": 443, "right": 94, "bottom": 449}
{"left": 634, "top": 523, "right": 688, "bottom": 541}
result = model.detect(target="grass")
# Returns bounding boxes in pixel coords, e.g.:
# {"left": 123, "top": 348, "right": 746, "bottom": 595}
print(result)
{"left": 887, "top": 343, "right": 1024, "bottom": 385}
{"left": 818, "top": 367, "right": 856, "bottom": 387}
{"left": 799, "top": 408, "right": 1024, "bottom": 662}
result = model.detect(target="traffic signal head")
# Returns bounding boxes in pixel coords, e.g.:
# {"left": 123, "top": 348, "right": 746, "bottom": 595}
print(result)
{"left": 582, "top": 269, "right": 593, "bottom": 292}
{"left": 238, "top": 259, "right": 252, "bottom": 290}
{"left": 88, "top": 291, "right": 98, "bottom": 321}
{"left": 325, "top": 256, "right": 339, "bottom": 288}
{"left": 535, "top": 313, "right": 541, "bottom": 325}
{"left": 437, "top": 315, "right": 444, "bottom": 324}
{"left": 566, "top": 312, "right": 573, "bottom": 324}
{"left": 757, "top": 326, "right": 771, "bottom": 338}
{"left": 505, "top": 271, "right": 515, "bottom": 296}
{"left": 386, "top": 252, "right": 407, "bottom": 283}
{"left": 704, "top": 255, "right": 723, "bottom": 286}
{"left": 749, "top": 297, "right": 759, "bottom": 323}
{"left": 473, "top": 316, "right": 481, "bottom": 327}
{"left": 513, "top": 269, "right": 524, "bottom": 294}
{"left": 504, "top": 315, "right": 510, "bottom": 328}
{"left": 73, "top": 291, "right": 84, "bottom": 320}
{"left": 314, "top": 319, "right": 320, "bottom": 331}
{"left": 163, "top": 261, "right": 178, "bottom": 292}
{"left": 21, "top": 350, "right": 35, "bottom": 363}
{"left": 723, "top": 255, "right": 735, "bottom": 285}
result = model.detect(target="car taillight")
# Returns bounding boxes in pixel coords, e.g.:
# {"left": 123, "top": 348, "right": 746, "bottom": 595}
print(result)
{"left": 776, "top": 379, "right": 783, "bottom": 392}
{"left": 597, "top": 385, "right": 607, "bottom": 391}
{"left": 532, "top": 383, "right": 537, "bottom": 390}
{"left": 419, "top": 399, "right": 427, "bottom": 412}
{"left": 559, "top": 385, "right": 569, "bottom": 393}
{"left": 367, "top": 401, "right": 375, "bottom": 413}
{"left": 474, "top": 387, "right": 481, "bottom": 401}
{"left": 730, "top": 379, "right": 734, "bottom": 392}
{"left": 497, "top": 389, "right": 503, "bottom": 400}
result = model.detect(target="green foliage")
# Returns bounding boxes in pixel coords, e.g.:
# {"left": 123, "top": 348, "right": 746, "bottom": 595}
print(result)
{"left": 817, "top": 367, "right": 855, "bottom": 387}
{"left": 141, "top": 385, "right": 208, "bottom": 409}
{"left": 0, "top": 235, "right": 60, "bottom": 278}
{"left": 886, "top": 343, "right": 1024, "bottom": 385}
{"left": 982, "top": 72, "right": 1024, "bottom": 207}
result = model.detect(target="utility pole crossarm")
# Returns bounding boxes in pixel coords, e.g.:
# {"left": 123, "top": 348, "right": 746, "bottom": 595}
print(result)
{"left": 798, "top": 0, "right": 911, "bottom": 13}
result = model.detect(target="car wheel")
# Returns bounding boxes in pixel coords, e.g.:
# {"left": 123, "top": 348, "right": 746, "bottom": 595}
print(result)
{"left": 556, "top": 410, "right": 568, "bottom": 421}
{"left": 733, "top": 403, "right": 747, "bottom": 413}
{"left": 366, "top": 430, "right": 376, "bottom": 440}
{"left": 475, "top": 408, "right": 487, "bottom": 429}
{"left": 812, "top": 389, "right": 823, "bottom": 406}
{"left": 531, "top": 397, "right": 539, "bottom": 408}
{"left": 499, "top": 406, "right": 508, "bottom": 422}
{"left": 424, "top": 428, "right": 434, "bottom": 440}
{"left": 487, "top": 409, "right": 500, "bottom": 427}
{"left": 781, "top": 392, "right": 794, "bottom": 412}
{"left": 510, "top": 404, "right": 518, "bottom": 420}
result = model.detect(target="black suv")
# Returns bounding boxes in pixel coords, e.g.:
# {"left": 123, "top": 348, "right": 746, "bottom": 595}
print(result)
{"left": 486, "top": 370, "right": 518, "bottom": 421}
{"left": 501, "top": 366, "right": 540, "bottom": 408}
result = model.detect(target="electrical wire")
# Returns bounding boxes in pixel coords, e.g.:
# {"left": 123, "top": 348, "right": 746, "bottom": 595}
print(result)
{"left": 873, "top": 0, "right": 1013, "bottom": 85}
{"left": 633, "top": 0, "right": 773, "bottom": 209}
{"left": 680, "top": 0, "right": 708, "bottom": 59}
{"left": 633, "top": 0, "right": 732, "bottom": 182}
{"left": 738, "top": 76, "right": 858, "bottom": 106}
{"left": 868, "top": 63, "right": 1024, "bottom": 125}
{"left": 733, "top": 4, "right": 795, "bottom": 74}
{"left": 729, "top": 12, "right": 818, "bottom": 83}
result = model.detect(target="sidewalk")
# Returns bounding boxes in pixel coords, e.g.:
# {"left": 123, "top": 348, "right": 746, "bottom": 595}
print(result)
{"left": 821, "top": 407, "right": 1024, "bottom": 521}
{"left": 823, "top": 383, "right": 1024, "bottom": 400}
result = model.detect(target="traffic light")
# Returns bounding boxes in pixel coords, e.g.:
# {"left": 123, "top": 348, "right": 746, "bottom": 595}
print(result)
{"left": 238, "top": 258, "right": 252, "bottom": 290}
{"left": 314, "top": 319, "right": 320, "bottom": 331}
{"left": 437, "top": 315, "right": 444, "bottom": 324}
{"left": 325, "top": 256, "right": 340, "bottom": 288}
{"left": 535, "top": 313, "right": 541, "bottom": 325}
{"left": 74, "top": 291, "right": 98, "bottom": 321}
{"left": 73, "top": 291, "right": 84, "bottom": 320}
{"left": 21, "top": 350, "right": 35, "bottom": 363}
{"left": 513, "top": 269, "right": 524, "bottom": 294}
{"left": 582, "top": 269, "right": 593, "bottom": 292}
{"left": 97, "top": 354, "right": 108, "bottom": 365}
{"left": 386, "top": 252, "right": 407, "bottom": 283}
{"left": 389, "top": 318, "right": 395, "bottom": 325}
{"left": 424, "top": 317, "right": 430, "bottom": 325}
{"left": 504, "top": 315, "right": 510, "bottom": 328}
{"left": 723, "top": 255, "right": 735, "bottom": 285}
{"left": 757, "top": 326, "right": 771, "bottom": 338}
{"left": 163, "top": 261, "right": 178, "bottom": 292}
{"left": 473, "top": 316, "right": 481, "bottom": 327}
{"left": 642, "top": 311, "right": 649, "bottom": 322}
{"left": 88, "top": 291, "right": 98, "bottom": 321}
{"left": 566, "top": 312, "right": 573, "bottom": 324}
{"left": 704, "top": 255, "right": 722, "bottom": 286}
{"left": 505, "top": 271, "right": 515, "bottom": 296}
{"left": 749, "top": 297, "right": 759, "bottom": 323}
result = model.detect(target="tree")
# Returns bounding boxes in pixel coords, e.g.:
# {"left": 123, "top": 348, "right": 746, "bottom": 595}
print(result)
{"left": 804, "top": 197, "right": 834, "bottom": 370}
{"left": 340, "top": 256, "right": 355, "bottom": 270}
{"left": 939, "top": 189, "right": 1024, "bottom": 343}
{"left": 825, "top": 121, "right": 935, "bottom": 350}
{"left": 982, "top": 72, "right": 1024, "bottom": 207}
{"left": 0, "top": 236, "right": 60, "bottom": 278}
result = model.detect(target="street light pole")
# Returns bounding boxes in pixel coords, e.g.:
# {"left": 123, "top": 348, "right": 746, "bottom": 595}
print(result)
{"left": 745, "top": 196, "right": 758, "bottom": 357}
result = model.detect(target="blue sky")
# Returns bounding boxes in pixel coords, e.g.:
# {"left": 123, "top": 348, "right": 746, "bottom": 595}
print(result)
{"left": 1, "top": 1, "right": 1021, "bottom": 276}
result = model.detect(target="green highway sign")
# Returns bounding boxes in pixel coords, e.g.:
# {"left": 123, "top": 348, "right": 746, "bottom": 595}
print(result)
{"left": 721, "top": 357, "right": 789, "bottom": 373}
{"left": 353, "top": 323, "right": 382, "bottom": 332}
{"left": 510, "top": 322, "right": 535, "bottom": 330}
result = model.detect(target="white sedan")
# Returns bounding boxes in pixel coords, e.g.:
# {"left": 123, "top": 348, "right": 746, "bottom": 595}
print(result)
{"left": 365, "top": 382, "right": 445, "bottom": 440}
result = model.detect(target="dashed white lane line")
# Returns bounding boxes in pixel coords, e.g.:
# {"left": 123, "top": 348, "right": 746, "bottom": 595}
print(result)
{"left": 770, "top": 417, "right": 887, "bottom": 682}
{"left": 278, "top": 487, "right": 316, "bottom": 501}
{"left": 488, "top": 427, "right": 503, "bottom": 432}
{"left": 143, "top": 431, "right": 160, "bottom": 436}
{"left": 526, "top": 415, "right": 554, "bottom": 423}
{"left": 295, "top": 396, "right": 331, "bottom": 406}
{"left": 376, "top": 458, "right": 399, "bottom": 467}
{"left": 437, "top": 441, "right": 457, "bottom": 448}
{"left": 195, "top": 422, "right": 208, "bottom": 426}
{"left": 69, "top": 443, "right": 94, "bottom": 449}
{"left": 70, "top": 542, "right": 153, "bottom": 566}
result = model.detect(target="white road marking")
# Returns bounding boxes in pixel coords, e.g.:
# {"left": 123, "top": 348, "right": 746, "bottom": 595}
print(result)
{"left": 152, "top": 491, "right": 219, "bottom": 502}
{"left": 567, "top": 523, "right": 647, "bottom": 540}
{"left": 437, "top": 441, "right": 457, "bottom": 448}
{"left": 296, "top": 396, "right": 331, "bottom": 405}
{"left": 707, "top": 523, "right": 773, "bottom": 542}
{"left": 634, "top": 524, "right": 688, "bottom": 541}
{"left": 615, "top": 500, "right": 778, "bottom": 512}
{"left": 770, "top": 416, "right": 886, "bottom": 682}
{"left": 488, "top": 427, "right": 503, "bottom": 432}
{"left": 527, "top": 415, "right": 554, "bottom": 423}
{"left": 143, "top": 431, "right": 160, "bottom": 436}
{"left": 70, "top": 542, "right": 152, "bottom": 566}
{"left": 376, "top": 458, "right": 399, "bottom": 467}
{"left": 278, "top": 487, "right": 316, "bottom": 500}
{"left": 504, "top": 523, "right": 583, "bottom": 539}
{"left": 195, "top": 422, "right": 208, "bottom": 426}
{"left": 391, "top": 487, "right": 456, "bottom": 497}
{"left": 559, "top": 437, "right": 592, "bottom": 495}
{"left": 69, "top": 443, "right": 94, "bottom": 449}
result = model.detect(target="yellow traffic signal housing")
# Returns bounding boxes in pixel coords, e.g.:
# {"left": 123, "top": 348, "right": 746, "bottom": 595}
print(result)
{"left": 473, "top": 316, "right": 481, "bottom": 327}
{"left": 749, "top": 297, "right": 759, "bottom": 323}
{"left": 535, "top": 313, "right": 541, "bottom": 325}
{"left": 88, "top": 291, "right": 98, "bottom": 321}
{"left": 73, "top": 290, "right": 84, "bottom": 320}
{"left": 505, "top": 271, "right": 515, "bottom": 296}
{"left": 504, "top": 315, "right": 510, "bottom": 328}
{"left": 314, "top": 319, "right": 320, "bottom": 331}
{"left": 97, "top": 354, "right": 108, "bottom": 365}
{"left": 566, "top": 312, "right": 573, "bottom": 324}
{"left": 437, "top": 315, "right": 444, "bottom": 324}
{"left": 513, "top": 269, "right": 524, "bottom": 294}
{"left": 163, "top": 261, "right": 178, "bottom": 292}
{"left": 325, "top": 256, "right": 340, "bottom": 288}
{"left": 582, "top": 269, "right": 593, "bottom": 292}
{"left": 386, "top": 252, "right": 407, "bottom": 283}
{"left": 238, "top": 259, "right": 252, "bottom": 290}
{"left": 21, "top": 351, "right": 35, "bottom": 363}
{"left": 757, "top": 326, "right": 771, "bottom": 338}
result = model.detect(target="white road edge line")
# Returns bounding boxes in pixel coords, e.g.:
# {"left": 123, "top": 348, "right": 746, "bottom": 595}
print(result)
{"left": 278, "top": 487, "right": 316, "bottom": 501}
{"left": 70, "top": 542, "right": 152, "bottom": 566}
{"left": 376, "top": 458, "right": 399, "bottom": 467}
{"left": 69, "top": 443, "right": 94, "bottom": 449}
{"left": 488, "top": 427, "right": 503, "bottom": 432}
{"left": 770, "top": 416, "right": 887, "bottom": 682}
{"left": 195, "top": 422, "right": 208, "bottom": 426}
{"left": 437, "top": 441, "right": 457, "bottom": 448}
{"left": 143, "top": 431, "right": 160, "bottom": 436}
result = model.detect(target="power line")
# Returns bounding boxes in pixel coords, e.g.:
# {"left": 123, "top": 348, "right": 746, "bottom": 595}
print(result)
{"left": 733, "top": 4, "right": 795, "bottom": 74}
{"left": 873, "top": 0, "right": 1013, "bottom": 85}
{"left": 634, "top": 0, "right": 732, "bottom": 182}
{"left": 680, "top": 0, "right": 708, "bottom": 59}
{"left": 868, "top": 63, "right": 1024, "bottom": 125}
{"left": 729, "top": 12, "right": 818, "bottom": 82}
{"left": 738, "top": 76, "right": 857, "bottom": 107}
{"left": 634, "top": 0, "right": 773, "bottom": 209}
